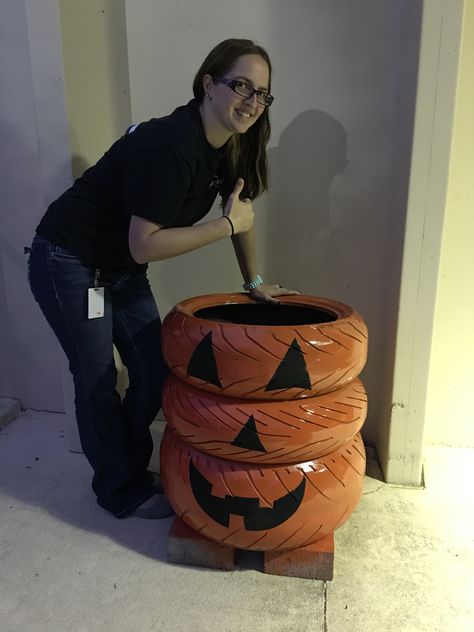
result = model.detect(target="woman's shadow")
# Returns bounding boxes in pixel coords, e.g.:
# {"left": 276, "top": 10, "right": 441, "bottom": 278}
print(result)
{"left": 266, "top": 109, "right": 349, "bottom": 300}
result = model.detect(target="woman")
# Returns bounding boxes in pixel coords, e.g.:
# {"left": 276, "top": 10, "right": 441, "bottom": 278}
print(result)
{"left": 28, "top": 38, "right": 297, "bottom": 519}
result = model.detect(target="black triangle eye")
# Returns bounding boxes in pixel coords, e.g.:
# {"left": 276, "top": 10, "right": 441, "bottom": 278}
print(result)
{"left": 231, "top": 415, "right": 267, "bottom": 452}
{"left": 186, "top": 332, "right": 222, "bottom": 388}
{"left": 265, "top": 338, "right": 311, "bottom": 391}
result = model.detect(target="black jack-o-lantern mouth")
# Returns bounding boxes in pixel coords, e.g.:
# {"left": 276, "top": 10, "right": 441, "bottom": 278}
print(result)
{"left": 160, "top": 425, "right": 366, "bottom": 551}
{"left": 189, "top": 461, "right": 306, "bottom": 530}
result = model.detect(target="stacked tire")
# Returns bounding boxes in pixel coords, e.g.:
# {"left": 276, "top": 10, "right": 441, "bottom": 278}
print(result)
{"left": 160, "top": 293, "right": 368, "bottom": 552}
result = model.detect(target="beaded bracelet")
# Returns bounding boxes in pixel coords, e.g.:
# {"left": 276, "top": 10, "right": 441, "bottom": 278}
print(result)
{"left": 243, "top": 275, "right": 263, "bottom": 291}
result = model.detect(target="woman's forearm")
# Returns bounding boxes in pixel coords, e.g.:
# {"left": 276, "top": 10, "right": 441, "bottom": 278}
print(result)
{"left": 129, "top": 216, "right": 232, "bottom": 263}
{"left": 231, "top": 226, "right": 258, "bottom": 284}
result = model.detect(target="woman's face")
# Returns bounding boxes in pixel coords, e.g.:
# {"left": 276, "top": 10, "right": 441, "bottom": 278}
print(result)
{"left": 203, "top": 54, "right": 270, "bottom": 146}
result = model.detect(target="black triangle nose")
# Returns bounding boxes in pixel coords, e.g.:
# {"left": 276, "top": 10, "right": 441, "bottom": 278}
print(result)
{"left": 231, "top": 415, "right": 267, "bottom": 452}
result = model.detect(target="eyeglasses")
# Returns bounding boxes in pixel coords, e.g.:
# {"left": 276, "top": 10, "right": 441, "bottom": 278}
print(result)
{"left": 216, "top": 77, "right": 274, "bottom": 107}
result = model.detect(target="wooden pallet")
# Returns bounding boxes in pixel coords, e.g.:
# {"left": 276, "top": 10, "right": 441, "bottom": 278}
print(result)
{"left": 167, "top": 517, "right": 334, "bottom": 580}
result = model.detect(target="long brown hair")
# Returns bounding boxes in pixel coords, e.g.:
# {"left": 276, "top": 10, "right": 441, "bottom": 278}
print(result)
{"left": 192, "top": 38, "right": 272, "bottom": 204}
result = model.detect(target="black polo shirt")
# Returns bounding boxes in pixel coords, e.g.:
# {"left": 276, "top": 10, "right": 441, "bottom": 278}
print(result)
{"left": 37, "top": 100, "right": 226, "bottom": 272}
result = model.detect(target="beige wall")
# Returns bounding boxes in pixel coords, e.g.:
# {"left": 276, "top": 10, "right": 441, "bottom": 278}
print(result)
{"left": 57, "top": 0, "right": 131, "bottom": 176}
{"left": 378, "top": 0, "right": 465, "bottom": 484}
{"left": 424, "top": 0, "right": 474, "bottom": 447}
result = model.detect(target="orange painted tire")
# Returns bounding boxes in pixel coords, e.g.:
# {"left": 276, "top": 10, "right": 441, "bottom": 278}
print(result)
{"left": 161, "top": 426, "right": 366, "bottom": 551}
{"left": 163, "top": 373, "right": 367, "bottom": 464}
{"left": 161, "top": 293, "right": 368, "bottom": 400}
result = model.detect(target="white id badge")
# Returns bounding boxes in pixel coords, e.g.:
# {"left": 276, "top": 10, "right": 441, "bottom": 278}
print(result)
{"left": 88, "top": 287, "right": 105, "bottom": 319}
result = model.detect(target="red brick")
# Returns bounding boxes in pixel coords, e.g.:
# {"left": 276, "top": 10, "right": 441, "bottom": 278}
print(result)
{"left": 168, "top": 517, "right": 335, "bottom": 580}
{"left": 263, "top": 533, "right": 334, "bottom": 580}
{"left": 167, "top": 517, "right": 236, "bottom": 571}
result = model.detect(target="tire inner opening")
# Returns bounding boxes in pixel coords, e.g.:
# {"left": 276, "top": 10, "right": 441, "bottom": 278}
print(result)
{"left": 194, "top": 303, "right": 337, "bottom": 325}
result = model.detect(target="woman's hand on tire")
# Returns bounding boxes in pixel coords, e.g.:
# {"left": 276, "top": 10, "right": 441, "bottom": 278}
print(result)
{"left": 249, "top": 283, "right": 300, "bottom": 304}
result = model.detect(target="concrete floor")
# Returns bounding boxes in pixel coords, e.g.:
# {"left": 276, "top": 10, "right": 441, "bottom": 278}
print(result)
{"left": 0, "top": 408, "right": 473, "bottom": 632}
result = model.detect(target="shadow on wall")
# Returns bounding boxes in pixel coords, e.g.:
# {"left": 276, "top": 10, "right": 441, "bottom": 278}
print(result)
{"left": 0, "top": 234, "right": 28, "bottom": 397}
{"left": 0, "top": 120, "right": 72, "bottom": 406}
{"left": 266, "top": 110, "right": 348, "bottom": 297}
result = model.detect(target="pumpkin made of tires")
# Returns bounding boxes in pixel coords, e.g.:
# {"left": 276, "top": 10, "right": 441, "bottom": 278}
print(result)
{"left": 161, "top": 293, "right": 368, "bottom": 400}
{"left": 160, "top": 426, "right": 366, "bottom": 551}
{"left": 163, "top": 373, "right": 367, "bottom": 464}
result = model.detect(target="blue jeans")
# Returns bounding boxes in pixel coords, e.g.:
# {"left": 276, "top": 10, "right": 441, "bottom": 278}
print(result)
{"left": 28, "top": 235, "right": 169, "bottom": 516}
